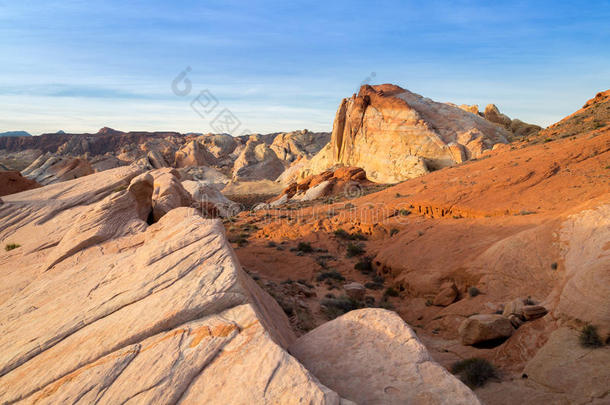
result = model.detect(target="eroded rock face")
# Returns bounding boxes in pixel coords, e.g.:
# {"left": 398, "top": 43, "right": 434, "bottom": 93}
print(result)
{"left": 523, "top": 327, "right": 610, "bottom": 403}
{"left": 22, "top": 154, "right": 94, "bottom": 185}
{"left": 173, "top": 140, "right": 217, "bottom": 168}
{"left": 0, "top": 171, "right": 40, "bottom": 196}
{"left": 270, "top": 130, "right": 331, "bottom": 162}
{"left": 232, "top": 136, "right": 286, "bottom": 181}
{"left": 150, "top": 168, "right": 193, "bottom": 221}
{"left": 289, "top": 308, "right": 480, "bottom": 405}
{"left": 306, "top": 84, "right": 510, "bottom": 183}
{"left": 0, "top": 173, "right": 352, "bottom": 404}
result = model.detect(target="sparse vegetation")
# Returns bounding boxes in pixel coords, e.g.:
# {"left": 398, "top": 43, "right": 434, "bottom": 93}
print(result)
{"left": 346, "top": 242, "right": 365, "bottom": 257}
{"left": 365, "top": 282, "right": 383, "bottom": 290}
{"left": 5, "top": 243, "right": 21, "bottom": 251}
{"left": 228, "top": 234, "right": 249, "bottom": 247}
{"left": 550, "top": 262, "right": 558, "bottom": 270}
{"left": 579, "top": 324, "right": 603, "bottom": 348}
{"left": 468, "top": 287, "right": 480, "bottom": 297}
{"left": 384, "top": 287, "right": 399, "bottom": 297}
{"left": 354, "top": 256, "right": 373, "bottom": 273}
{"left": 321, "top": 295, "right": 362, "bottom": 319}
{"left": 451, "top": 358, "right": 497, "bottom": 388}
{"left": 390, "top": 228, "right": 399, "bottom": 237}
{"left": 316, "top": 270, "right": 345, "bottom": 282}
{"left": 398, "top": 209, "right": 411, "bottom": 216}
{"left": 296, "top": 242, "right": 313, "bottom": 253}
{"left": 334, "top": 229, "right": 367, "bottom": 241}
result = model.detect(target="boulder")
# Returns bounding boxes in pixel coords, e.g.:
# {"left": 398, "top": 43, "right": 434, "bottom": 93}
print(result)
{"left": 458, "top": 314, "right": 514, "bottom": 345}
{"left": 433, "top": 281, "right": 458, "bottom": 306}
{"left": 289, "top": 308, "right": 481, "bottom": 404}
{"left": 523, "top": 305, "right": 548, "bottom": 321}
{"left": 150, "top": 168, "right": 192, "bottom": 221}
{"left": 270, "top": 130, "right": 330, "bottom": 162}
{"left": 182, "top": 180, "right": 240, "bottom": 218}
{"left": 502, "top": 298, "right": 525, "bottom": 319}
{"left": 343, "top": 282, "right": 366, "bottom": 301}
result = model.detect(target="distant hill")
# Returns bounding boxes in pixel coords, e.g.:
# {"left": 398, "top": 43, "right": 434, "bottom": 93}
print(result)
{"left": 0, "top": 131, "right": 31, "bottom": 137}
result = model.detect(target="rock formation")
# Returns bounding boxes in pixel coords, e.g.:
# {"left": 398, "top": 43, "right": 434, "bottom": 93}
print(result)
{"left": 0, "top": 165, "right": 483, "bottom": 404}
{"left": 22, "top": 153, "right": 94, "bottom": 185}
{"left": 306, "top": 84, "right": 510, "bottom": 183}
{"left": 0, "top": 170, "right": 40, "bottom": 196}
{"left": 232, "top": 135, "right": 286, "bottom": 181}
{"left": 290, "top": 309, "right": 480, "bottom": 404}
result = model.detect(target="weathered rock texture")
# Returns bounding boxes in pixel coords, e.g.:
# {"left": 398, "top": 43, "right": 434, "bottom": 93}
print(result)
{"left": 0, "top": 170, "right": 40, "bottom": 196}
{"left": 307, "top": 84, "right": 510, "bottom": 183}
{"left": 22, "top": 153, "right": 94, "bottom": 185}
{"left": 0, "top": 169, "right": 353, "bottom": 404}
{"left": 289, "top": 309, "right": 480, "bottom": 404}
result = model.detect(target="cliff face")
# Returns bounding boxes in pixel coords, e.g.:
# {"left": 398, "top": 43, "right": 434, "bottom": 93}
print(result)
{"left": 309, "top": 84, "right": 510, "bottom": 183}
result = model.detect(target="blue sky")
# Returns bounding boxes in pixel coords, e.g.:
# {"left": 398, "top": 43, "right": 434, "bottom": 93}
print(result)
{"left": 1, "top": 0, "right": 609, "bottom": 135}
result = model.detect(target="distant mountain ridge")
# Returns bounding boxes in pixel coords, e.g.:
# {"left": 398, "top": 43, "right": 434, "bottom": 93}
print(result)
{"left": 0, "top": 131, "right": 31, "bottom": 137}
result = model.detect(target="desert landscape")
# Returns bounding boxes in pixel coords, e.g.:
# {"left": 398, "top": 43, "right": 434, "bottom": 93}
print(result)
{"left": 1, "top": 2, "right": 609, "bottom": 405}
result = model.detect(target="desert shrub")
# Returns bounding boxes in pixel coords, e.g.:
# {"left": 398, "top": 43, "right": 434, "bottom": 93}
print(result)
{"left": 384, "top": 287, "right": 399, "bottom": 297}
{"left": 297, "top": 242, "right": 313, "bottom": 253}
{"left": 228, "top": 235, "right": 248, "bottom": 247}
{"left": 321, "top": 295, "right": 362, "bottom": 319}
{"left": 5, "top": 243, "right": 21, "bottom": 251}
{"left": 354, "top": 257, "right": 373, "bottom": 273}
{"left": 550, "top": 262, "right": 558, "bottom": 270}
{"left": 267, "top": 241, "right": 277, "bottom": 248}
{"left": 390, "top": 228, "right": 399, "bottom": 237}
{"left": 364, "top": 282, "right": 383, "bottom": 290}
{"left": 373, "top": 274, "right": 384, "bottom": 283}
{"left": 334, "top": 229, "right": 367, "bottom": 241}
{"left": 316, "top": 270, "right": 345, "bottom": 282}
{"left": 334, "top": 229, "right": 350, "bottom": 239}
{"left": 451, "top": 358, "right": 496, "bottom": 388}
{"left": 399, "top": 209, "right": 411, "bottom": 216}
{"left": 579, "top": 324, "right": 603, "bottom": 348}
{"left": 346, "top": 243, "right": 365, "bottom": 257}
{"left": 468, "top": 287, "right": 480, "bottom": 297}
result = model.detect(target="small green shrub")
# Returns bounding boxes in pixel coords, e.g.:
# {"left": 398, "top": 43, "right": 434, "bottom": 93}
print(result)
{"left": 228, "top": 235, "right": 248, "bottom": 247}
{"left": 354, "top": 257, "right": 373, "bottom": 273}
{"left": 384, "top": 287, "right": 399, "bottom": 297}
{"left": 550, "top": 262, "right": 558, "bottom": 270}
{"left": 346, "top": 242, "right": 365, "bottom": 257}
{"left": 297, "top": 242, "right": 313, "bottom": 253}
{"left": 390, "top": 228, "right": 399, "bottom": 237}
{"left": 468, "top": 287, "right": 480, "bottom": 297}
{"left": 579, "top": 325, "right": 603, "bottom": 348}
{"left": 399, "top": 209, "right": 411, "bottom": 216}
{"left": 5, "top": 243, "right": 21, "bottom": 251}
{"left": 364, "top": 282, "right": 383, "bottom": 290}
{"left": 451, "top": 358, "right": 496, "bottom": 388}
{"left": 316, "top": 270, "right": 345, "bottom": 282}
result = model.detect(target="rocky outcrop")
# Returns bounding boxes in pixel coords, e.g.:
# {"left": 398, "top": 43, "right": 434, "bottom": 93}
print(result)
{"left": 523, "top": 327, "right": 610, "bottom": 403}
{"left": 540, "top": 89, "right": 610, "bottom": 140}
{"left": 307, "top": 84, "right": 510, "bottom": 183}
{"left": 182, "top": 180, "right": 240, "bottom": 218}
{"left": 0, "top": 171, "right": 40, "bottom": 196}
{"left": 22, "top": 154, "right": 94, "bottom": 185}
{"left": 483, "top": 104, "right": 541, "bottom": 139}
{"left": 232, "top": 135, "right": 286, "bottom": 181}
{"left": 150, "top": 168, "right": 192, "bottom": 221}
{"left": 289, "top": 309, "right": 480, "bottom": 404}
{"left": 459, "top": 314, "right": 514, "bottom": 345}
{"left": 0, "top": 169, "right": 354, "bottom": 404}
{"left": 173, "top": 140, "right": 217, "bottom": 168}
{"left": 270, "top": 130, "right": 330, "bottom": 162}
